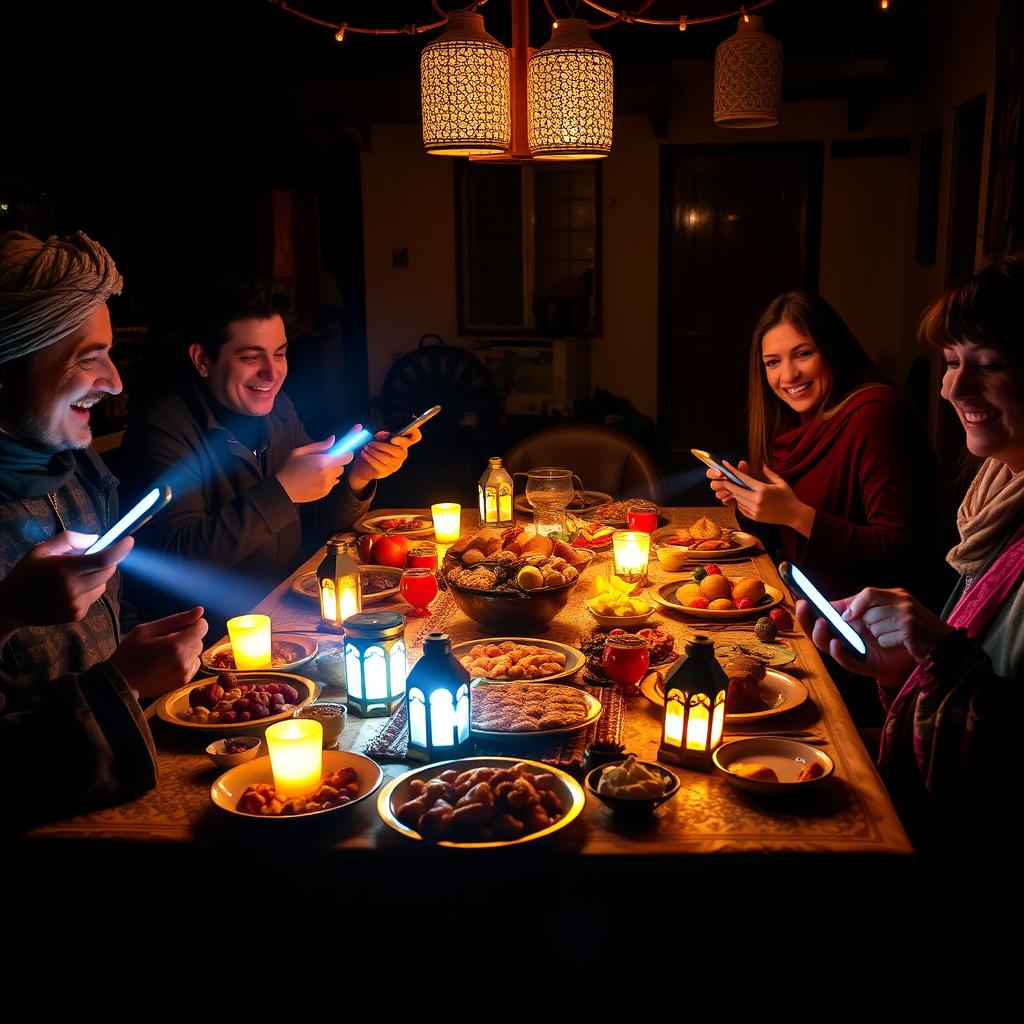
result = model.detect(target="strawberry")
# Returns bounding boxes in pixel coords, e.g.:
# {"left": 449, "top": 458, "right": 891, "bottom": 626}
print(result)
{"left": 703, "top": 564, "right": 722, "bottom": 576}
{"left": 735, "top": 598, "right": 754, "bottom": 609}
{"left": 770, "top": 607, "right": 793, "bottom": 631}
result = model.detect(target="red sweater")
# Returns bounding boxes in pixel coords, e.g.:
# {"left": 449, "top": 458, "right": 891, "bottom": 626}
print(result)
{"left": 766, "top": 386, "right": 937, "bottom": 599}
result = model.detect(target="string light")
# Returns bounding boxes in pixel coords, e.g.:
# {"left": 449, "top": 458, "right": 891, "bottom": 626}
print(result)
{"left": 270, "top": 1, "right": 778, "bottom": 38}
{"left": 880, "top": 0, "right": 890, "bottom": 9}
{"left": 335, "top": 23, "right": 345, "bottom": 42}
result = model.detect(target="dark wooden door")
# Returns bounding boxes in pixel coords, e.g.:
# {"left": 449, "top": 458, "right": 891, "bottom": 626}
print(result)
{"left": 658, "top": 143, "right": 822, "bottom": 502}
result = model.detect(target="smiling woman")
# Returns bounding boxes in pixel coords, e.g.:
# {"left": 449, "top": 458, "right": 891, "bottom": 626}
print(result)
{"left": 708, "top": 292, "right": 937, "bottom": 603}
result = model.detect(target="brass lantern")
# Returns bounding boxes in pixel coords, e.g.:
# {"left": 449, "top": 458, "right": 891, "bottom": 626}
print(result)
{"left": 658, "top": 636, "right": 728, "bottom": 771}
{"left": 421, "top": 11, "right": 511, "bottom": 156}
{"left": 317, "top": 538, "right": 361, "bottom": 632}
{"left": 713, "top": 15, "right": 783, "bottom": 128}
{"left": 478, "top": 457, "right": 513, "bottom": 526}
{"left": 405, "top": 632, "right": 471, "bottom": 763}
{"left": 528, "top": 18, "right": 613, "bottom": 160}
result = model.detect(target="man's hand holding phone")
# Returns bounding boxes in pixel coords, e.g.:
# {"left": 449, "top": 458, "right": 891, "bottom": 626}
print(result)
{"left": 276, "top": 430, "right": 361, "bottom": 504}
{"left": 347, "top": 427, "right": 422, "bottom": 495}
{"left": 0, "top": 531, "right": 134, "bottom": 638}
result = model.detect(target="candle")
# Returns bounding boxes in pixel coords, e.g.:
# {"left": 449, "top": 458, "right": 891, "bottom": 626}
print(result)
{"left": 265, "top": 719, "right": 323, "bottom": 797}
{"left": 431, "top": 502, "right": 461, "bottom": 542}
{"left": 226, "top": 614, "right": 272, "bottom": 670}
{"left": 612, "top": 530, "right": 650, "bottom": 587}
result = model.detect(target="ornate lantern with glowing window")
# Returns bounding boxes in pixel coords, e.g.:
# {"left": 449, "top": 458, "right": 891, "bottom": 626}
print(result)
{"left": 404, "top": 632, "right": 472, "bottom": 763}
{"left": 342, "top": 611, "right": 407, "bottom": 718}
{"left": 658, "top": 635, "right": 729, "bottom": 771}
{"left": 317, "top": 538, "right": 362, "bottom": 632}
{"left": 478, "top": 456, "right": 514, "bottom": 526}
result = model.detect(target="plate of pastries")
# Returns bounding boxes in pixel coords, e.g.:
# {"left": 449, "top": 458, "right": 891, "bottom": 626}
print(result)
{"left": 377, "top": 757, "right": 586, "bottom": 847}
{"left": 451, "top": 638, "right": 583, "bottom": 683}
{"left": 652, "top": 517, "right": 759, "bottom": 558}
{"left": 468, "top": 680, "right": 602, "bottom": 739}
{"left": 642, "top": 655, "right": 807, "bottom": 721}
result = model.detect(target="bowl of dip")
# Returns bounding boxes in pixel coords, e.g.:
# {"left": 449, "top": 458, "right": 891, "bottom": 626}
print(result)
{"left": 295, "top": 702, "right": 347, "bottom": 748}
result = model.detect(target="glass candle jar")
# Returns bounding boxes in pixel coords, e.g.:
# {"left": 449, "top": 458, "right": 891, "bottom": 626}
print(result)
{"left": 611, "top": 530, "right": 651, "bottom": 589}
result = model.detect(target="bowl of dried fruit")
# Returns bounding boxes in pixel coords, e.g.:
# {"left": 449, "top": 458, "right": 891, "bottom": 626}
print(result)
{"left": 205, "top": 735, "right": 262, "bottom": 769}
{"left": 442, "top": 527, "right": 590, "bottom": 631}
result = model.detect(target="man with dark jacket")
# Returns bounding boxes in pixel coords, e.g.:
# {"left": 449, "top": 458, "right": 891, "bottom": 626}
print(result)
{"left": 0, "top": 230, "right": 208, "bottom": 822}
{"left": 119, "top": 277, "right": 420, "bottom": 623}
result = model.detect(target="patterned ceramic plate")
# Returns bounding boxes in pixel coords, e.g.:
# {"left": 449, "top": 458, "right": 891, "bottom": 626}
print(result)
{"left": 291, "top": 566, "right": 403, "bottom": 604}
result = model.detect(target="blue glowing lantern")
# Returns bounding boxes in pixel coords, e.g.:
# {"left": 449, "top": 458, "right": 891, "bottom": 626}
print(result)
{"left": 405, "top": 632, "right": 471, "bottom": 763}
{"left": 342, "top": 611, "right": 407, "bottom": 718}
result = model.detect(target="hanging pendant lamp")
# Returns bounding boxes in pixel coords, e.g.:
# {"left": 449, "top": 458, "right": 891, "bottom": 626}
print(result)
{"left": 713, "top": 15, "right": 783, "bottom": 128}
{"left": 421, "top": 11, "right": 511, "bottom": 156}
{"left": 528, "top": 18, "right": 613, "bottom": 160}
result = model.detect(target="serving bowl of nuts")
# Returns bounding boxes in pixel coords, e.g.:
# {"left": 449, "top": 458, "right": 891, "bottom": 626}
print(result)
{"left": 442, "top": 527, "right": 592, "bottom": 631}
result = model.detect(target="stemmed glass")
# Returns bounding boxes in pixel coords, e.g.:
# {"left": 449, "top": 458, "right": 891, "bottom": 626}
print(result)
{"left": 400, "top": 567, "right": 439, "bottom": 618}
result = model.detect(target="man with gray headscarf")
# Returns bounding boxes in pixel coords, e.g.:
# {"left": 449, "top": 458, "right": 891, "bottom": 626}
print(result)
{"left": 0, "top": 230, "right": 208, "bottom": 823}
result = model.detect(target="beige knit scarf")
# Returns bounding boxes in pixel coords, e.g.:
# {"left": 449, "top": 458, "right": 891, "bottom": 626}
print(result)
{"left": 948, "top": 458, "right": 1024, "bottom": 578}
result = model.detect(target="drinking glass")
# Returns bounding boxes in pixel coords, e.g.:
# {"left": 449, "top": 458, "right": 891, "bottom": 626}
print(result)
{"left": 400, "top": 567, "right": 438, "bottom": 617}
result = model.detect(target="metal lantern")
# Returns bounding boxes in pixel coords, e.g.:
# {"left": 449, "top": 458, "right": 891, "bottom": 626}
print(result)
{"left": 317, "top": 539, "right": 362, "bottom": 632}
{"left": 713, "top": 15, "right": 783, "bottom": 128}
{"left": 405, "top": 632, "right": 472, "bottom": 763}
{"left": 342, "top": 611, "right": 407, "bottom": 718}
{"left": 528, "top": 18, "right": 613, "bottom": 160}
{"left": 421, "top": 11, "right": 511, "bottom": 156}
{"left": 478, "top": 457, "right": 514, "bottom": 526}
{"left": 658, "top": 636, "right": 729, "bottom": 771}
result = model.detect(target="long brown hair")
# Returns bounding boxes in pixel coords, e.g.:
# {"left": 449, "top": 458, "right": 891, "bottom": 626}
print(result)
{"left": 747, "top": 292, "right": 884, "bottom": 476}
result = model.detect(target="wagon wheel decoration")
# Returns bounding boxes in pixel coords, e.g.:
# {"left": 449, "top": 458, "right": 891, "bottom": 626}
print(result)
{"left": 379, "top": 334, "right": 501, "bottom": 454}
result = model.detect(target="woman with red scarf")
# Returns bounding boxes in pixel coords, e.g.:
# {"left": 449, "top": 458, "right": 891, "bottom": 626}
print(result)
{"left": 798, "top": 257, "right": 1024, "bottom": 849}
{"left": 708, "top": 292, "right": 937, "bottom": 600}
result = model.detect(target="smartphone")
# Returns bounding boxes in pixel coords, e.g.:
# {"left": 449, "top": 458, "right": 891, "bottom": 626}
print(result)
{"left": 778, "top": 561, "right": 868, "bottom": 660}
{"left": 84, "top": 485, "right": 173, "bottom": 555}
{"left": 326, "top": 428, "right": 373, "bottom": 458}
{"left": 388, "top": 405, "right": 441, "bottom": 439}
{"left": 691, "top": 448, "right": 753, "bottom": 491}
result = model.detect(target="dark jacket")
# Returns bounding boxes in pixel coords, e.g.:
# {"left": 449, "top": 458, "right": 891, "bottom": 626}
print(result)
{"left": 1, "top": 660, "right": 157, "bottom": 832}
{"left": 0, "top": 447, "right": 158, "bottom": 827}
{"left": 0, "top": 448, "right": 124, "bottom": 680}
{"left": 119, "top": 379, "right": 373, "bottom": 622}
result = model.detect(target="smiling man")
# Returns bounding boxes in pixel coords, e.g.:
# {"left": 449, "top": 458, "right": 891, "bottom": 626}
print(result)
{"left": 118, "top": 275, "right": 419, "bottom": 623}
{"left": 0, "top": 230, "right": 209, "bottom": 818}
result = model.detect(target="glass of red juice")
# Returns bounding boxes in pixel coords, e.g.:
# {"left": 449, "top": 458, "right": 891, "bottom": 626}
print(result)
{"left": 400, "top": 567, "right": 439, "bottom": 617}
{"left": 626, "top": 502, "right": 659, "bottom": 533}
{"left": 407, "top": 544, "right": 439, "bottom": 571}
{"left": 602, "top": 635, "right": 650, "bottom": 696}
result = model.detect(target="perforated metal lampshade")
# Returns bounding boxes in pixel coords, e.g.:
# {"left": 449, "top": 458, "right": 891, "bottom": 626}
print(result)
{"left": 528, "top": 19, "right": 613, "bottom": 160}
{"left": 713, "top": 15, "right": 783, "bottom": 128}
{"left": 421, "top": 11, "right": 511, "bottom": 156}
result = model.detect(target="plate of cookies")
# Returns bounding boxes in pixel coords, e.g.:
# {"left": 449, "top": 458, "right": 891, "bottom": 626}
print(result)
{"left": 469, "top": 680, "right": 602, "bottom": 739}
{"left": 653, "top": 518, "right": 759, "bottom": 560}
{"left": 451, "top": 637, "right": 583, "bottom": 684}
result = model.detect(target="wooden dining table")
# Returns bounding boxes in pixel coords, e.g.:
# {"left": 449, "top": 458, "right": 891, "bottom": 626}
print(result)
{"left": 8, "top": 506, "right": 914, "bottom": 957}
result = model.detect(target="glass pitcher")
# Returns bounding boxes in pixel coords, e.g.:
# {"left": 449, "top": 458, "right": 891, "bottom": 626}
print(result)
{"left": 515, "top": 467, "right": 584, "bottom": 536}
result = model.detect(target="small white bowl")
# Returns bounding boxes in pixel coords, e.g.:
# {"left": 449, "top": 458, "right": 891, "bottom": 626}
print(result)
{"left": 205, "top": 736, "right": 262, "bottom": 770}
{"left": 713, "top": 738, "right": 834, "bottom": 795}
{"left": 585, "top": 601, "right": 656, "bottom": 628}
{"left": 655, "top": 545, "right": 691, "bottom": 572}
